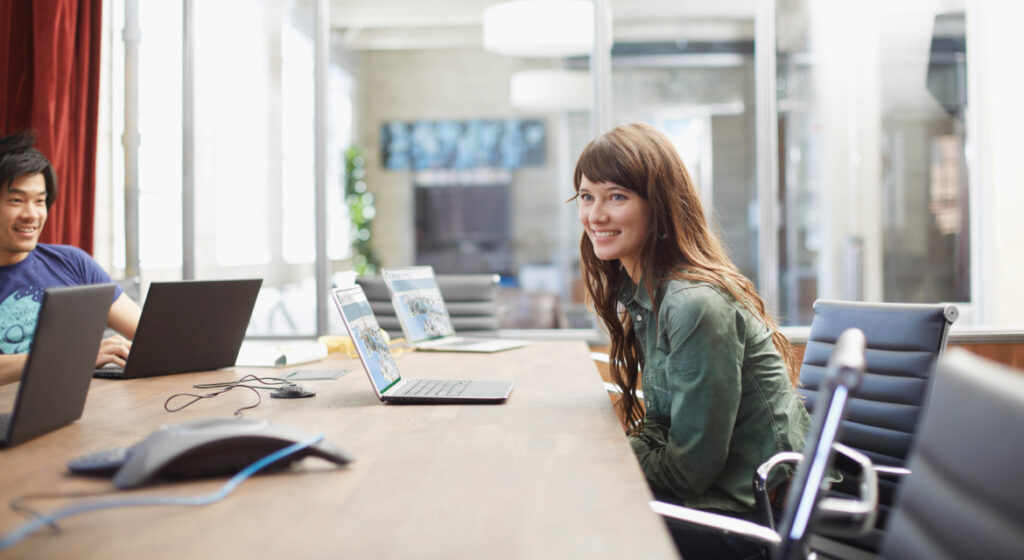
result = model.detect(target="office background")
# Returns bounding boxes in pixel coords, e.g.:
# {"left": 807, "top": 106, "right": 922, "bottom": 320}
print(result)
{"left": 61, "top": 0, "right": 1024, "bottom": 337}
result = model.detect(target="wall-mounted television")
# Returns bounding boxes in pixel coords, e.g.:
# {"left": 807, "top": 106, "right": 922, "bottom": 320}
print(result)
{"left": 414, "top": 182, "right": 513, "bottom": 276}
{"left": 381, "top": 118, "right": 545, "bottom": 170}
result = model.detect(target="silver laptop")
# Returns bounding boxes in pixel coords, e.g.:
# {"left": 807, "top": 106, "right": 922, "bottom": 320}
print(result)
{"left": 1, "top": 284, "right": 114, "bottom": 448}
{"left": 331, "top": 286, "right": 513, "bottom": 403}
{"left": 381, "top": 266, "right": 525, "bottom": 353}
{"left": 94, "top": 279, "right": 262, "bottom": 379}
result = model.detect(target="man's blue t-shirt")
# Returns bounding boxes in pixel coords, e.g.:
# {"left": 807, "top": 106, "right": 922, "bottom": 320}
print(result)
{"left": 0, "top": 244, "right": 122, "bottom": 354}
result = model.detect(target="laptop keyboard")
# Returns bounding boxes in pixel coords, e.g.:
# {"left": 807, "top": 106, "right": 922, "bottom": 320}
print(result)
{"left": 399, "top": 379, "right": 470, "bottom": 397}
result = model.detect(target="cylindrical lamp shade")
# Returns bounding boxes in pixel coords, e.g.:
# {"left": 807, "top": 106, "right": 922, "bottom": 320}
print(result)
{"left": 510, "top": 69, "right": 591, "bottom": 110}
{"left": 483, "top": 0, "right": 594, "bottom": 57}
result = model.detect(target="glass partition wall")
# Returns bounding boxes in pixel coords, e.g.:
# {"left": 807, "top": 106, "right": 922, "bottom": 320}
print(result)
{"left": 96, "top": 0, "right": 976, "bottom": 336}
{"left": 774, "top": 0, "right": 969, "bottom": 324}
{"left": 562, "top": 1, "right": 761, "bottom": 324}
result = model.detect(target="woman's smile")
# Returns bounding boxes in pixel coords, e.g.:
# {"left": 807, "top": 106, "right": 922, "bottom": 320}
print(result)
{"left": 577, "top": 175, "right": 651, "bottom": 279}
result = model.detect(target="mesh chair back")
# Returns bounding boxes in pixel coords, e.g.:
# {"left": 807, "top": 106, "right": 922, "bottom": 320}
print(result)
{"left": 799, "top": 299, "right": 957, "bottom": 555}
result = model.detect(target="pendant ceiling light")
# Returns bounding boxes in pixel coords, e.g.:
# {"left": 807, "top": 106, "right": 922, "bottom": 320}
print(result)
{"left": 483, "top": 0, "right": 594, "bottom": 58}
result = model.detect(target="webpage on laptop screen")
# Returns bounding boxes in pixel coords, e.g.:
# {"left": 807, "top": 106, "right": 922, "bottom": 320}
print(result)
{"left": 385, "top": 271, "right": 455, "bottom": 342}
{"left": 341, "top": 296, "right": 402, "bottom": 393}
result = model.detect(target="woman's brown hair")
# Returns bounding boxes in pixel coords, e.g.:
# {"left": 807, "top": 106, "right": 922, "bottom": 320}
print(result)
{"left": 572, "top": 123, "right": 797, "bottom": 432}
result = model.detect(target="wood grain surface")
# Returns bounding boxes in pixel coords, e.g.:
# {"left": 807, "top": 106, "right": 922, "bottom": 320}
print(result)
{"left": 0, "top": 340, "right": 678, "bottom": 560}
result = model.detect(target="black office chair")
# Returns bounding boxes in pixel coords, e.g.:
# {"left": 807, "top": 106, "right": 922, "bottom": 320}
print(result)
{"left": 772, "top": 299, "right": 958, "bottom": 559}
{"left": 880, "top": 349, "right": 1024, "bottom": 560}
{"left": 355, "top": 273, "right": 502, "bottom": 339}
{"left": 652, "top": 328, "right": 879, "bottom": 560}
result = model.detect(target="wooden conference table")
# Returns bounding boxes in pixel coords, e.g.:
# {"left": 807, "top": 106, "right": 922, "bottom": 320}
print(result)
{"left": 0, "top": 340, "right": 678, "bottom": 559}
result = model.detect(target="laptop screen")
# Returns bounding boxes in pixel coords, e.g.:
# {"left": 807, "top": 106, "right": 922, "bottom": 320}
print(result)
{"left": 381, "top": 267, "right": 455, "bottom": 343}
{"left": 332, "top": 287, "right": 403, "bottom": 395}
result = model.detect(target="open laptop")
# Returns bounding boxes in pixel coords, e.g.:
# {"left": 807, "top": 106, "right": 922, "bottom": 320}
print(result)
{"left": 94, "top": 279, "right": 262, "bottom": 379}
{"left": 331, "top": 286, "right": 513, "bottom": 403}
{"left": 1, "top": 284, "right": 114, "bottom": 448}
{"left": 381, "top": 266, "right": 525, "bottom": 353}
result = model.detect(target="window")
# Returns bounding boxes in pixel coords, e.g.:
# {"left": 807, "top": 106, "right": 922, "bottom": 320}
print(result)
{"left": 99, "top": 0, "right": 354, "bottom": 336}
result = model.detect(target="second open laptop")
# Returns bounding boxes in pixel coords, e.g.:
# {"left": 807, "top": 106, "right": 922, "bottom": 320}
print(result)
{"left": 1, "top": 284, "right": 114, "bottom": 448}
{"left": 380, "top": 266, "right": 525, "bottom": 353}
{"left": 331, "top": 286, "right": 513, "bottom": 403}
{"left": 94, "top": 279, "right": 262, "bottom": 379}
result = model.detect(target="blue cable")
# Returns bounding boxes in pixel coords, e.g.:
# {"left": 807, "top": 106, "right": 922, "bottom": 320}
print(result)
{"left": 0, "top": 434, "right": 325, "bottom": 552}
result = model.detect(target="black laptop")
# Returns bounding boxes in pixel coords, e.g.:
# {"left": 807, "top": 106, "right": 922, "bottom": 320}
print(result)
{"left": 94, "top": 279, "right": 262, "bottom": 379}
{"left": 1, "top": 284, "right": 114, "bottom": 448}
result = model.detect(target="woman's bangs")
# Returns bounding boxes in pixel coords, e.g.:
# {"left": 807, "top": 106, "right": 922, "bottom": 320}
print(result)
{"left": 577, "top": 140, "right": 628, "bottom": 191}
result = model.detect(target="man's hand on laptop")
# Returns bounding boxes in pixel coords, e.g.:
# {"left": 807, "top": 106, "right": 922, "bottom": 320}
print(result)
{"left": 96, "top": 335, "right": 132, "bottom": 368}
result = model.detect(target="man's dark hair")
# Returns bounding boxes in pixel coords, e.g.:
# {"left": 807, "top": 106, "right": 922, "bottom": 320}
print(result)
{"left": 0, "top": 131, "right": 58, "bottom": 208}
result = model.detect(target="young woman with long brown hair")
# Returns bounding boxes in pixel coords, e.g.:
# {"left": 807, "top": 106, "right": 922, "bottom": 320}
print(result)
{"left": 574, "top": 123, "right": 810, "bottom": 559}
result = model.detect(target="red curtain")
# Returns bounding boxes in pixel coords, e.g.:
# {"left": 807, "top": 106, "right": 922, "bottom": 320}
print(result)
{"left": 0, "top": 0, "right": 103, "bottom": 252}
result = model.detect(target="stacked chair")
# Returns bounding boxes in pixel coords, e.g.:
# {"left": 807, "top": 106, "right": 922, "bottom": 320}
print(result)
{"left": 355, "top": 273, "right": 502, "bottom": 339}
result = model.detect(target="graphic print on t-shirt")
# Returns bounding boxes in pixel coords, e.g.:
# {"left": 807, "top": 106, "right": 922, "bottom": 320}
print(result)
{"left": 0, "top": 286, "right": 44, "bottom": 354}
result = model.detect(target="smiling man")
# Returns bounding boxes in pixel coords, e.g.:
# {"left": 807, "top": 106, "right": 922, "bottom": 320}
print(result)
{"left": 0, "top": 132, "right": 141, "bottom": 385}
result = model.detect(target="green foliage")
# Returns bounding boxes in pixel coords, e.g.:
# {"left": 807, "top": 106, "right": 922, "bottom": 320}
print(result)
{"left": 344, "top": 145, "right": 380, "bottom": 275}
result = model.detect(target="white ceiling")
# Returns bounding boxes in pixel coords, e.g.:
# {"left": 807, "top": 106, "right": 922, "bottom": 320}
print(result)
{"left": 328, "top": 0, "right": 756, "bottom": 51}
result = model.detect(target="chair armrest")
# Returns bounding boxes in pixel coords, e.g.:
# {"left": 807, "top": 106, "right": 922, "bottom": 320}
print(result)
{"left": 751, "top": 443, "right": 883, "bottom": 536}
{"left": 832, "top": 447, "right": 912, "bottom": 481}
{"left": 752, "top": 451, "right": 804, "bottom": 530}
{"left": 649, "top": 500, "right": 782, "bottom": 547}
{"left": 815, "top": 443, "right": 878, "bottom": 538}
{"left": 873, "top": 464, "right": 911, "bottom": 478}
